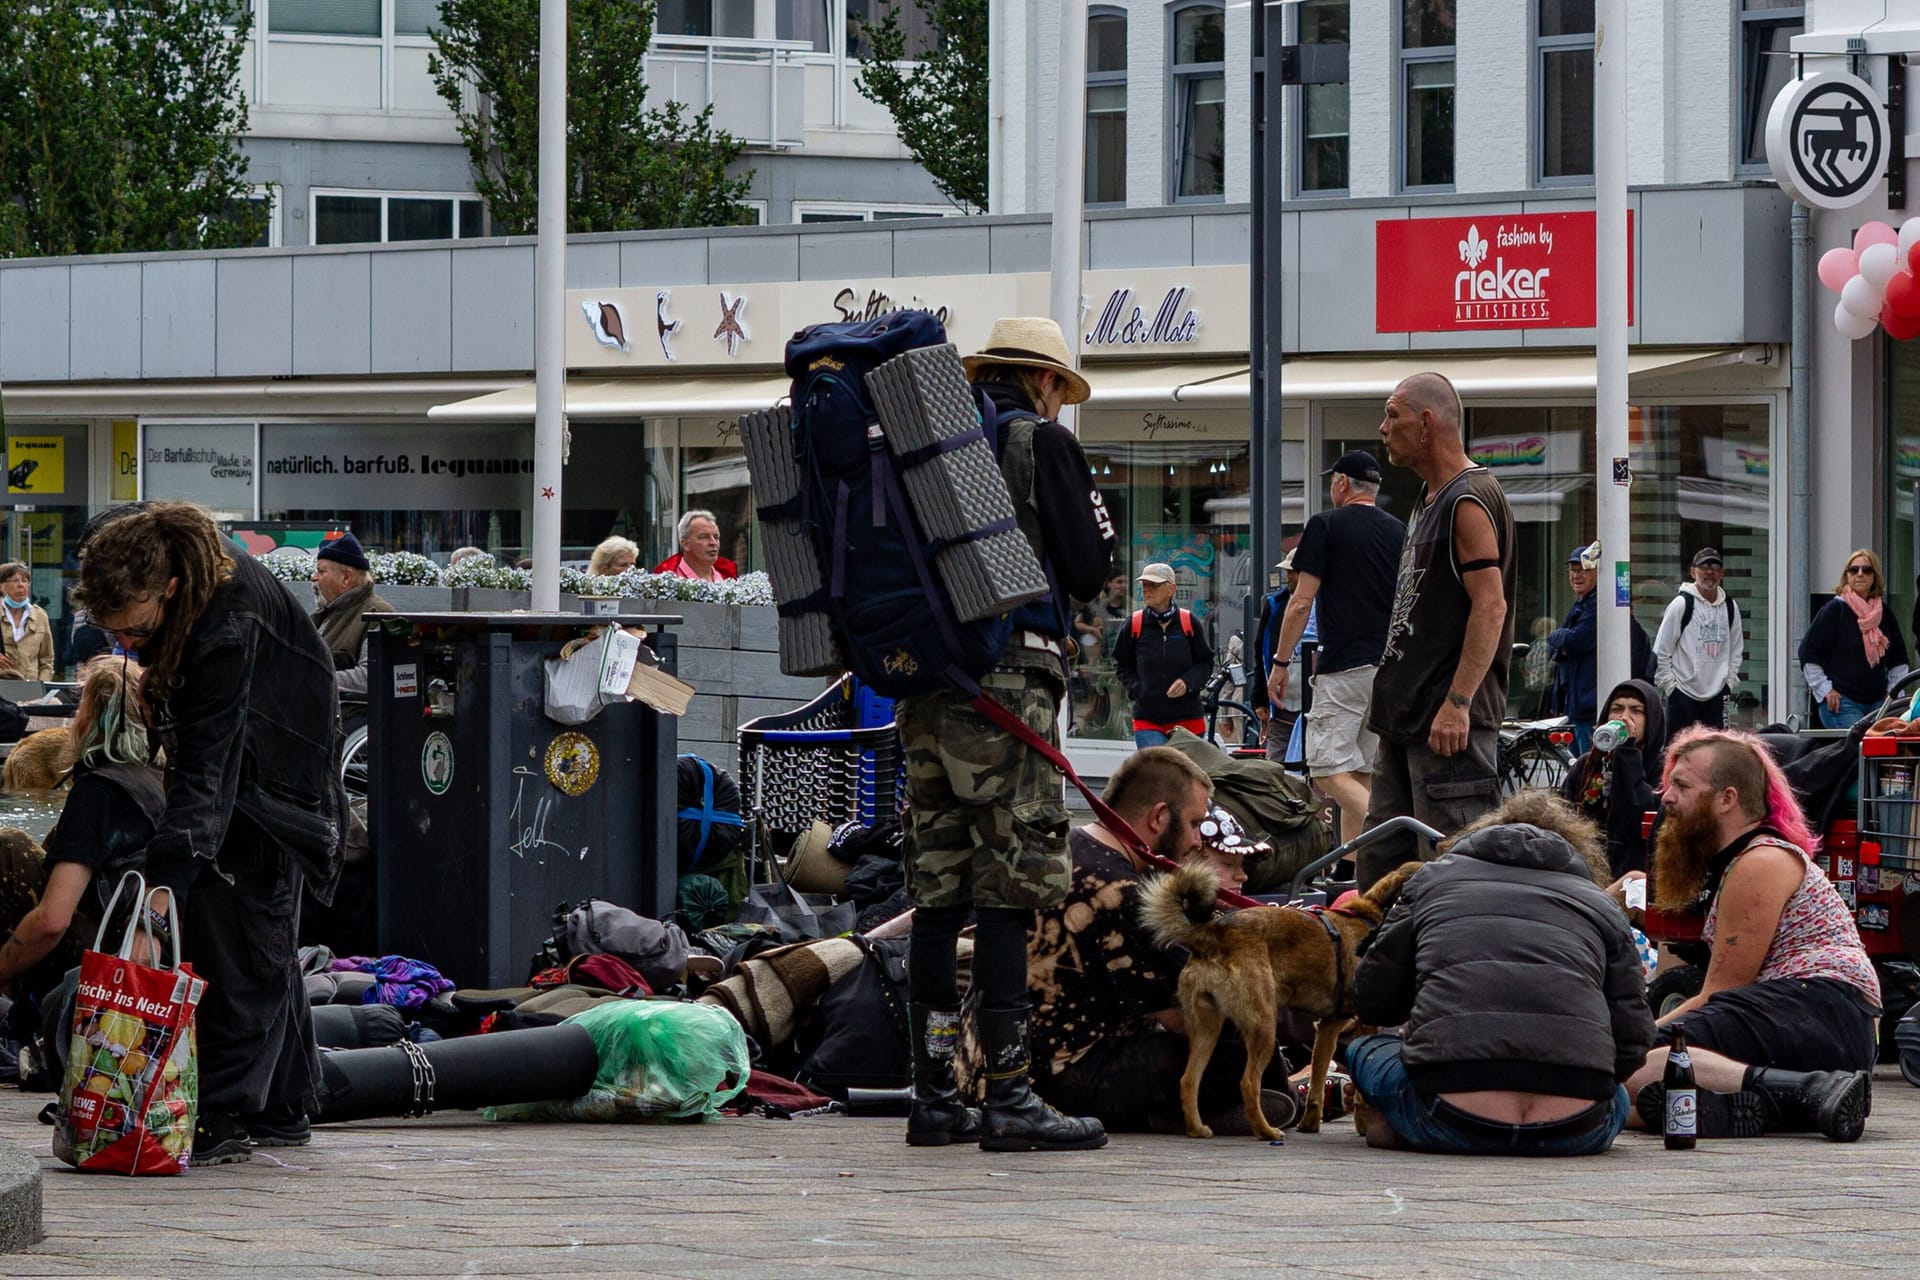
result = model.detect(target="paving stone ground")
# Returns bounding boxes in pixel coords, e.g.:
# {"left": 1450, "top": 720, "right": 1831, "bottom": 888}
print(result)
{"left": 1, "top": 1065, "right": 1914, "bottom": 1278}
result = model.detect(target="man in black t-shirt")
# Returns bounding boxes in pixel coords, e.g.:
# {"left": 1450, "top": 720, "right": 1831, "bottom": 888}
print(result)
{"left": 1267, "top": 451, "right": 1405, "bottom": 844}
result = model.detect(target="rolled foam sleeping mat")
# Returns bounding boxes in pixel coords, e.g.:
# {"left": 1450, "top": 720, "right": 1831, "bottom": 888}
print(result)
{"left": 310, "top": 1002, "right": 406, "bottom": 1050}
{"left": 738, "top": 404, "right": 842, "bottom": 677}
{"left": 311, "top": 1024, "right": 599, "bottom": 1124}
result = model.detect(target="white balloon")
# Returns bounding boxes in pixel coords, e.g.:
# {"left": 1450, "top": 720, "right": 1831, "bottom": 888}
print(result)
{"left": 1836, "top": 299, "right": 1879, "bottom": 339}
{"left": 1861, "top": 242, "right": 1902, "bottom": 291}
{"left": 1841, "top": 273, "right": 1885, "bottom": 319}
{"left": 1900, "top": 217, "right": 1920, "bottom": 263}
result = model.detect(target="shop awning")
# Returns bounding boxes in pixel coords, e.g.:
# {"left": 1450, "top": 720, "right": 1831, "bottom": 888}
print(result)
{"left": 427, "top": 374, "right": 794, "bottom": 421}
{"left": 1273, "top": 347, "right": 1766, "bottom": 399}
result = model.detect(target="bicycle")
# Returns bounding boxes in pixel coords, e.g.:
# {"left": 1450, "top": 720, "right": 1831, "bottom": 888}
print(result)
{"left": 1200, "top": 659, "right": 1263, "bottom": 749}
{"left": 1496, "top": 715, "right": 1576, "bottom": 795}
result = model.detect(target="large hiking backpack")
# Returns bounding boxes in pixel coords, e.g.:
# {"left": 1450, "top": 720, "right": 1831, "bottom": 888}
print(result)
{"left": 742, "top": 311, "right": 1047, "bottom": 697}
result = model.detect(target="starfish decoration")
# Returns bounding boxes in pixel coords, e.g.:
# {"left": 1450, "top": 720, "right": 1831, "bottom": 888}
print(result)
{"left": 541, "top": 486, "right": 555, "bottom": 500}
{"left": 713, "top": 291, "right": 750, "bottom": 357}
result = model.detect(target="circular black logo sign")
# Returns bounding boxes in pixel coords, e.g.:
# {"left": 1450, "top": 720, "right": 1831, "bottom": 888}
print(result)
{"left": 1788, "top": 80, "right": 1884, "bottom": 202}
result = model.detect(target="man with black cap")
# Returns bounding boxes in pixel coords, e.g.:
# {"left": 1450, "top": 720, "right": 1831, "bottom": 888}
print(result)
{"left": 1652, "top": 547, "right": 1744, "bottom": 734}
{"left": 309, "top": 532, "right": 391, "bottom": 695}
{"left": 1548, "top": 544, "right": 1657, "bottom": 754}
{"left": 1267, "top": 450, "right": 1404, "bottom": 844}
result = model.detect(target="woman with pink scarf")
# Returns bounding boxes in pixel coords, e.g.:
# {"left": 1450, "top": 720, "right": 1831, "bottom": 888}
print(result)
{"left": 1798, "top": 548, "right": 1909, "bottom": 728}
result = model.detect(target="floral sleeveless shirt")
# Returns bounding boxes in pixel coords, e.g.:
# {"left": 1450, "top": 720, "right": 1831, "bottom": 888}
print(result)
{"left": 1703, "top": 836, "right": 1881, "bottom": 1007}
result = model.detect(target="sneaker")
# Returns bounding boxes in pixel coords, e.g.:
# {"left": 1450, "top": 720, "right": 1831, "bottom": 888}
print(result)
{"left": 192, "top": 1112, "right": 254, "bottom": 1166}
{"left": 1204, "top": 1088, "right": 1301, "bottom": 1137}
{"left": 1634, "top": 1084, "right": 1767, "bottom": 1139}
{"left": 1286, "top": 1072, "right": 1352, "bottom": 1130}
{"left": 244, "top": 1103, "right": 312, "bottom": 1148}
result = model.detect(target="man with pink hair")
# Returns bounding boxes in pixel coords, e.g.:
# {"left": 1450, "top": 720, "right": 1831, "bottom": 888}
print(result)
{"left": 1625, "top": 727, "right": 1877, "bottom": 1141}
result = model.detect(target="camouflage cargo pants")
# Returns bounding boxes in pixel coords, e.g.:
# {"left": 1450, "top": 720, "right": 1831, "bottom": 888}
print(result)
{"left": 898, "top": 668, "right": 1071, "bottom": 911}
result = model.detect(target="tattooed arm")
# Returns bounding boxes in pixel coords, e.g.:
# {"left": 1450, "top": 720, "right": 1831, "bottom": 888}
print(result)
{"left": 1654, "top": 844, "right": 1801, "bottom": 1026}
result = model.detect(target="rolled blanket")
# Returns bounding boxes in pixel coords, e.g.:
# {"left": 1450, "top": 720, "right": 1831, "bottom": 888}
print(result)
{"left": 697, "top": 936, "right": 863, "bottom": 1048}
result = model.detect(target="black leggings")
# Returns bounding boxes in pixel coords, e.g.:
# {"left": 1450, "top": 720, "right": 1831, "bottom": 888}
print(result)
{"left": 908, "top": 903, "right": 1031, "bottom": 1010}
{"left": 1038, "top": 1033, "right": 1295, "bottom": 1132}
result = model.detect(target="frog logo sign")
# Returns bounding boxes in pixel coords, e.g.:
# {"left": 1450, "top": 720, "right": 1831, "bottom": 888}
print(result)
{"left": 421, "top": 731, "right": 454, "bottom": 796}
{"left": 1766, "top": 70, "right": 1887, "bottom": 210}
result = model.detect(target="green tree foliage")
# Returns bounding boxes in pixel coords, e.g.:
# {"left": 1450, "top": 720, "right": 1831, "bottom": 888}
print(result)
{"left": 430, "top": 0, "right": 754, "bottom": 234}
{"left": 0, "top": 0, "right": 266, "bottom": 257}
{"left": 855, "top": 0, "right": 988, "bottom": 213}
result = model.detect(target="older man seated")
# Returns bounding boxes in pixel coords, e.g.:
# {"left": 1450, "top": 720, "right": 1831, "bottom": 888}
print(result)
{"left": 1624, "top": 728, "right": 1877, "bottom": 1142}
{"left": 653, "top": 510, "right": 737, "bottom": 582}
{"left": 310, "top": 533, "right": 391, "bottom": 697}
{"left": 954, "top": 748, "right": 1301, "bottom": 1134}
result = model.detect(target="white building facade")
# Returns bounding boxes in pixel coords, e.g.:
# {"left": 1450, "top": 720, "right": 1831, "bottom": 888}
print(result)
{"left": 233, "top": 0, "right": 956, "bottom": 247}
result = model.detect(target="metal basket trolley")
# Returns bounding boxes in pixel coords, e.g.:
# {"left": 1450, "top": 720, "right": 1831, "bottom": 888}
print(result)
{"left": 1853, "top": 736, "right": 1920, "bottom": 940}
{"left": 736, "top": 676, "right": 903, "bottom": 882}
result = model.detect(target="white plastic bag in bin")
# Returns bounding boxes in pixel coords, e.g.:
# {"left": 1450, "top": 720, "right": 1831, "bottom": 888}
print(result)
{"left": 543, "top": 628, "right": 642, "bottom": 725}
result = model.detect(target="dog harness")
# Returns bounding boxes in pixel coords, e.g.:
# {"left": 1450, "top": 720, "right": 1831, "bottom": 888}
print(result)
{"left": 1300, "top": 904, "right": 1372, "bottom": 1018}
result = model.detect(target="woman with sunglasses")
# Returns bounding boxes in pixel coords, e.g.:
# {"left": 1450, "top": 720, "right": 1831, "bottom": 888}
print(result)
{"left": 1799, "top": 549, "right": 1910, "bottom": 729}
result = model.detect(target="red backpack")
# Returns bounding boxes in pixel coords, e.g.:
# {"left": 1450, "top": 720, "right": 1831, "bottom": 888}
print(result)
{"left": 1130, "top": 607, "right": 1194, "bottom": 639}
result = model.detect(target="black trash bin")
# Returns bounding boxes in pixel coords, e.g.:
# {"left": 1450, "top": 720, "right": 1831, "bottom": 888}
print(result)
{"left": 367, "top": 612, "right": 682, "bottom": 988}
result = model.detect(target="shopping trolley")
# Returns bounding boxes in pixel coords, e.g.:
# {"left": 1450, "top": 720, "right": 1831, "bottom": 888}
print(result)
{"left": 735, "top": 676, "right": 904, "bottom": 882}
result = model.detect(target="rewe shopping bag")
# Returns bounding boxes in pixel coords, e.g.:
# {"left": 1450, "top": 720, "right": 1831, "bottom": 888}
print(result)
{"left": 53, "top": 872, "right": 205, "bottom": 1175}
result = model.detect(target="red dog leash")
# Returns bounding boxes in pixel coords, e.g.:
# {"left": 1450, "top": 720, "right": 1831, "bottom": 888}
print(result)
{"left": 968, "top": 693, "right": 1263, "bottom": 911}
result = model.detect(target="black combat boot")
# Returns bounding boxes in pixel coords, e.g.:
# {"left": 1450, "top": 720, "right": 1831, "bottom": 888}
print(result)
{"left": 906, "top": 1004, "right": 981, "bottom": 1147}
{"left": 975, "top": 1004, "right": 1106, "bottom": 1153}
{"left": 1743, "top": 1067, "right": 1871, "bottom": 1142}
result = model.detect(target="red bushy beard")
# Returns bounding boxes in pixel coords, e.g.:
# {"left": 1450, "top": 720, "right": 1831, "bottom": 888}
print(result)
{"left": 1651, "top": 796, "right": 1722, "bottom": 912}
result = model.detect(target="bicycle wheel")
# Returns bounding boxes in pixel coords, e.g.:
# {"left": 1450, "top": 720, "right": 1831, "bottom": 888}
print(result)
{"left": 1499, "top": 741, "right": 1569, "bottom": 795}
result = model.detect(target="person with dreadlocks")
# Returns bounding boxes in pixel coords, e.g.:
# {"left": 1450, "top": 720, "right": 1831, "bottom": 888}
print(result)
{"left": 73, "top": 501, "right": 347, "bottom": 1165}
{"left": 0, "top": 662, "right": 164, "bottom": 1008}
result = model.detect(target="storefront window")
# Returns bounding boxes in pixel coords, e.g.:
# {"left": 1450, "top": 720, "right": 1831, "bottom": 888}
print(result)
{"left": 1887, "top": 340, "right": 1920, "bottom": 666}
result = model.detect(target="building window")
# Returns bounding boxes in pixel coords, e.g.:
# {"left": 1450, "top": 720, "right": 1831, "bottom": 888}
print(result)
{"left": 656, "top": 0, "right": 753, "bottom": 39}
{"left": 1537, "top": 0, "right": 1594, "bottom": 182}
{"left": 1400, "top": 0, "right": 1455, "bottom": 189}
{"left": 1171, "top": 2, "right": 1226, "bottom": 201}
{"left": 779, "top": 0, "right": 834, "bottom": 51}
{"left": 1740, "top": 1, "right": 1803, "bottom": 169}
{"left": 311, "top": 191, "right": 487, "bottom": 245}
{"left": 1296, "top": 0, "right": 1349, "bottom": 193}
{"left": 792, "top": 202, "right": 951, "bottom": 223}
{"left": 269, "top": 0, "right": 379, "bottom": 37}
{"left": 845, "top": 0, "right": 939, "bottom": 61}
{"left": 392, "top": 0, "right": 439, "bottom": 36}
{"left": 1087, "top": 9, "right": 1127, "bottom": 204}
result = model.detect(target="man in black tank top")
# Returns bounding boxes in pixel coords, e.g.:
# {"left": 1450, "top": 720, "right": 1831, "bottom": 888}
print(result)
{"left": 1356, "top": 372, "right": 1517, "bottom": 889}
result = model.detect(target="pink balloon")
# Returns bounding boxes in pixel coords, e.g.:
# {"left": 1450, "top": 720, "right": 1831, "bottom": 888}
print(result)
{"left": 1856, "top": 221, "right": 1900, "bottom": 254}
{"left": 1819, "top": 246, "right": 1860, "bottom": 292}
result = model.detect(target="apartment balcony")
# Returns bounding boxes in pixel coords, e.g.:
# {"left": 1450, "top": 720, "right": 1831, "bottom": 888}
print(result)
{"left": 645, "top": 37, "right": 812, "bottom": 151}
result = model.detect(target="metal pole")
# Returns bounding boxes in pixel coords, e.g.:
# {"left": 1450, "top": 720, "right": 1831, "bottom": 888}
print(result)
{"left": 1790, "top": 204, "right": 1811, "bottom": 721}
{"left": 1593, "top": 0, "right": 1630, "bottom": 698}
{"left": 531, "top": 0, "right": 568, "bottom": 611}
{"left": 1248, "top": 0, "right": 1283, "bottom": 651}
{"left": 1049, "top": 0, "right": 1088, "bottom": 432}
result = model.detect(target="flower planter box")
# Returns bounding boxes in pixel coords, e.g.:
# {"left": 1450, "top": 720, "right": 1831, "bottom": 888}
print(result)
{"left": 377, "top": 585, "right": 455, "bottom": 613}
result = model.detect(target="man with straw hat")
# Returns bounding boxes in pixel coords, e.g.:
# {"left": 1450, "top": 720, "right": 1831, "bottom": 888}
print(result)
{"left": 898, "top": 316, "right": 1117, "bottom": 1153}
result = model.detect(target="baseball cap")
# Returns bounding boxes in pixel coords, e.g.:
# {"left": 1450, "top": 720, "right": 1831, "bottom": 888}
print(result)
{"left": 1137, "top": 563, "right": 1176, "bottom": 585}
{"left": 1323, "top": 450, "right": 1383, "bottom": 484}
{"left": 1567, "top": 547, "right": 1588, "bottom": 566}
{"left": 1691, "top": 548, "right": 1723, "bottom": 568}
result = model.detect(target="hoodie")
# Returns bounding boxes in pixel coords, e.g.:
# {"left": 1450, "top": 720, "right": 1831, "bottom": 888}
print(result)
{"left": 1351, "top": 823, "right": 1655, "bottom": 1100}
{"left": 1652, "top": 582, "right": 1743, "bottom": 701}
{"left": 1559, "top": 678, "right": 1667, "bottom": 878}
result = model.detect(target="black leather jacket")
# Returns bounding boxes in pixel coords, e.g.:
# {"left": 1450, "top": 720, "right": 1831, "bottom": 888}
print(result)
{"left": 145, "top": 553, "right": 347, "bottom": 904}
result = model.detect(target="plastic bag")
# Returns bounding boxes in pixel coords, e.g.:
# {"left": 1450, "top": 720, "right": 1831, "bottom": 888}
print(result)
{"left": 487, "top": 1000, "right": 749, "bottom": 1123}
{"left": 543, "top": 628, "right": 642, "bottom": 726}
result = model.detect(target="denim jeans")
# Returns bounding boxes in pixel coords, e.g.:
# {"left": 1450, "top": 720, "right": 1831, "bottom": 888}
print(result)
{"left": 1341, "top": 1033, "right": 1628, "bottom": 1157}
{"left": 1818, "top": 695, "right": 1877, "bottom": 730}
{"left": 1133, "top": 728, "right": 1171, "bottom": 748}
{"left": 1571, "top": 722, "right": 1593, "bottom": 755}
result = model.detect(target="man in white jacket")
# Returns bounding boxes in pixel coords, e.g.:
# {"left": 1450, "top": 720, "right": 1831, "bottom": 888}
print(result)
{"left": 1652, "top": 548, "right": 1744, "bottom": 734}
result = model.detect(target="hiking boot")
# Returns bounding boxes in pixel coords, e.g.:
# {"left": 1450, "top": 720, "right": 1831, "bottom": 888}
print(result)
{"left": 192, "top": 1111, "right": 253, "bottom": 1166}
{"left": 905, "top": 1003, "right": 980, "bottom": 1148}
{"left": 245, "top": 1103, "right": 312, "bottom": 1148}
{"left": 1204, "top": 1088, "right": 1301, "bottom": 1138}
{"left": 1744, "top": 1067, "right": 1871, "bottom": 1143}
{"left": 975, "top": 1005, "right": 1106, "bottom": 1153}
{"left": 1634, "top": 1084, "right": 1768, "bottom": 1139}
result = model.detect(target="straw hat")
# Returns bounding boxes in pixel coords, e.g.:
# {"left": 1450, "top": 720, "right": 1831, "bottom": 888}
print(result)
{"left": 961, "top": 317, "right": 1092, "bottom": 405}
{"left": 785, "top": 820, "right": 849, "bottom": 895}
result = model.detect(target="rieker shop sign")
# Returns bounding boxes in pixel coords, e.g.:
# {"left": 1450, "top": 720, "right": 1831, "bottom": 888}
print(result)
{"left": 1375, "top": 212, "right": 1633, "bottom": 333}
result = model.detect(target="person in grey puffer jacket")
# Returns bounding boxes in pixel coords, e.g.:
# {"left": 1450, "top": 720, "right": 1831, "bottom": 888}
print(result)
{"left": 1341, "top": 792, "right": 1654, "bottom": 1156}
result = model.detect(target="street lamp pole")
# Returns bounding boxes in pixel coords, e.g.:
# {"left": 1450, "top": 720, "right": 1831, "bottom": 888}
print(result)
{"left": 1050, "top": 0, "right": 1089, "bottom": 432}
{"left": 531, "top": 0, "right": 568, "bottom": 610}
{"left": 1593, "top": 0, "right": 1631, "bottom": 695}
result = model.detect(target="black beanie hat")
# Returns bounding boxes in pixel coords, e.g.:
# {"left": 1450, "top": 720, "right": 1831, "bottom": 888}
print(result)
{"left": 316, "top": 532, "right": 370, "bottom": 572}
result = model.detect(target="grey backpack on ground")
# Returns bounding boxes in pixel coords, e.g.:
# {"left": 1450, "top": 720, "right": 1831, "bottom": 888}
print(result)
{"left": 563, "top": 900, "right": 690, "bottom": 992}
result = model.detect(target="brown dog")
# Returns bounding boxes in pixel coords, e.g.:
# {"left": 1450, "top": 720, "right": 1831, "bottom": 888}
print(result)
{"left": 1, "top": 726, "right": 73, "bottom": 792}
{"left": 1138, "top": 859, "right": 1424, "bottom": 1141}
